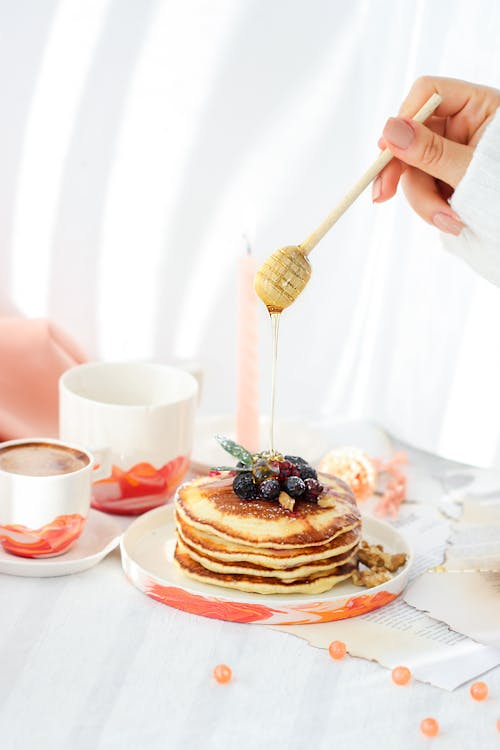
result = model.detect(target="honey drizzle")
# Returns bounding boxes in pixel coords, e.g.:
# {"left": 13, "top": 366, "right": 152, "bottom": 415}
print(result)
{"left": 268, "top": 309, "right": 282, "bottom": 454}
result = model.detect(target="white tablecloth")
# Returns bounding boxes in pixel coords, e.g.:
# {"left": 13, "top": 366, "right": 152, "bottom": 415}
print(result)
{"left": 2, "top": 426, "right": 500, "bottom": 750}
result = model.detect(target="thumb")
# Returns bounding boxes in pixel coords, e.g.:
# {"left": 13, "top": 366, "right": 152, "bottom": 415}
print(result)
{"left": 382, "top": 117, "right": 472, "bottom": 188}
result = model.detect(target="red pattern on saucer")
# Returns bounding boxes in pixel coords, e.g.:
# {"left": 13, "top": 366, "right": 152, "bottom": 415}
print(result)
{"left": 0, "top": 514, "right": 86, "bottom": 558}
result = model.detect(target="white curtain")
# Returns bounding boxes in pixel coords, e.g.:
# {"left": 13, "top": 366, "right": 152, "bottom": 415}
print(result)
{"left": 1, "top": 0, "right": 499, "bottom": 466}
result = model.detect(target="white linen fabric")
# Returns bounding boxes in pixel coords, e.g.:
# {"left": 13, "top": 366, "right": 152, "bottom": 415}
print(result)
{"left": 1, "top": 0, "right": 500, "bottom": 466}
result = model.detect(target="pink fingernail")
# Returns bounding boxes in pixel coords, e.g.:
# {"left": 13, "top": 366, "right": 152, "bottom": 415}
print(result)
{"left": 433, "top": 212, "right": 463, "bottom": 236}
{"left": 383, "top": 118, "right": 415, "bottom": 149}
{"left": 372, "top": 176, "right": 382, "bottom": 202}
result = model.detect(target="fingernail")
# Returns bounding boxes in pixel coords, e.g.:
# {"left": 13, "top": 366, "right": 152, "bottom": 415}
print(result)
{"left": 433, "top": 212, "right": 463, "bottom": 236}
{"left": 383, "top": 118, "right": 415, "bottom": 149}
{"left": 372, "top": 176, "right": 382, "bottom": 202}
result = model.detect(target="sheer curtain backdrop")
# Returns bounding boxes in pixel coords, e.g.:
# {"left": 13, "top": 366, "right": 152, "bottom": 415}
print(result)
{"left": 0, "top": 0, "right": 499, "bottom": 466}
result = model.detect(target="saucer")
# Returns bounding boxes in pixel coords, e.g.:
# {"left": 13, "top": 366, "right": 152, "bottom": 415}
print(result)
{"left": 0, "top": 509, "right": 124, "bottom": 577}
{"left": 121, "top": 505, "right": 413, "bottom": 625}
{"left": 191, "top": 414, "right": 330, "bottom": 473}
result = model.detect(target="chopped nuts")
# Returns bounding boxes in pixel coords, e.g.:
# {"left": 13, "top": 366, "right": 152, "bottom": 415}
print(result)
{"left": 352, "top": 541, "right": 408, "bottom": 588}
{"left": 317, "top": 495, "right": 336, "bottom": 508}
{"left": 357, "top": 541, "right": 407, "bottom": 572}
{"left": 352, "top": 568, "right": 392, "bottom": 588}
{"left": 278, "top": 491, "right": 295, "bottom": 512}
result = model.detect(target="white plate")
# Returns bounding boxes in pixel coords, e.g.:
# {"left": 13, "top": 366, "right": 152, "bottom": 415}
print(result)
{"left": 0, "top": 509, "right": 124, "bottom": 577}
{"left": 121, "top": 504, "right": 413, "bottom": 625}
{"left": 191, "top": 414, "right": 330, "bottom": 473}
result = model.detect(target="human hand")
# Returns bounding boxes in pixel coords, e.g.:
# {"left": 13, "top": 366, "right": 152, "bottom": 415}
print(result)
{"left": 372, "top": 76, "right": 500, "bottom": 235}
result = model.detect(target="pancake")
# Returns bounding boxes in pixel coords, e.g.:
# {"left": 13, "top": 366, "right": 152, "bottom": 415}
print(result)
{"left": 176, "top": 473, "right": 360, "bottom": 549}
{"left": 176, "top": 514, "right": 361, "bottom": 569}
{"left": 177, "top": 535, "right": 358, "bottom": 580}
{"left": 174, "top": 540, "right": 358, "bottom": 595}
{"left": 173, "top": 469, "right": 361, "bottom": 595}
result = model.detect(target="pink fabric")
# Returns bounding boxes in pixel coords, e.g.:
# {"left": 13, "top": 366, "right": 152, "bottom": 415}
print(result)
{"left": 0, "top": 318, "right": 87, "bottom": 441}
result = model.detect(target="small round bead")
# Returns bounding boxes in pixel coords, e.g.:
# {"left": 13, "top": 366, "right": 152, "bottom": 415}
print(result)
{"left": 328, "top": 640, "right": 347, "bottom": 660}
{"left": 420, "top": 718, "right": 439, "bottom": 737}
{"left": 213, "top": 664, "right": 232, "bottom": 684}
{"left": 496, "top": 717, "right": 500, "bottom": 732}
{"left": 470, "top": 681, "right": 488, "bottom": 701}
{"left": 391, "top": 666, "right": 411, "bottom": 685}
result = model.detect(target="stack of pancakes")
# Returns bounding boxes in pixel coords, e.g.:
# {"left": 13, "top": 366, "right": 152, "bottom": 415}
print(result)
{"left": 174, "top": 473, "right": 361, "bottom": 595}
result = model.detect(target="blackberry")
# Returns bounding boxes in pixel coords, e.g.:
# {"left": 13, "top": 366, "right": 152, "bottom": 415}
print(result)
{"left": 299, "top": 464, "right": 317, "bottom": 481}
{"left": 278, "top": 460, "right": 301, "bottom": 483}
{"left": 284, "top": 455, "right": 306, "bottom": 466}
{"left": 304, "top": 478, "right": 323, "bottom": 502}
{"left": 284, "top": 476, "right": 306, "bottom": 498}
{"left": 233, "top": 472, "right": 258, "bottom": 500}
{"left": 259, "top": 479, "right": 280, "bottom": 500}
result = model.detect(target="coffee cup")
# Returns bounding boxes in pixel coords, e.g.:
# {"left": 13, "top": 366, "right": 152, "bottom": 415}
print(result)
{"left": 59, "top": 362, "right": 198, "bottom": 515}
{"left": 0, "top": 438, "right": 94, "bottom": 557}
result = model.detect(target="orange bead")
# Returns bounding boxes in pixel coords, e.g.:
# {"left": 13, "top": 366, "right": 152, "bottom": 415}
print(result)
{"left": 213, "top": 664, "right": 232, "bottom": 684}
{"left": 420, "top": 718, "right": 439, "bottom": 737}
{"left": 328, "top": 640, "right": 347, "bottom": 660}
{"left": 470, "top": 681, "right": 488, "bottom": 701}
{"left": 391, "top": 666, "right": 411, "bottom": 685}
{"left": 496, "top": 717, "right": 500, "bottom": 732}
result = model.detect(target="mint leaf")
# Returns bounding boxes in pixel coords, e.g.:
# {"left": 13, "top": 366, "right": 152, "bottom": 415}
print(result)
{"left": 214, "top": 434, "right": 253, "bottom": 467}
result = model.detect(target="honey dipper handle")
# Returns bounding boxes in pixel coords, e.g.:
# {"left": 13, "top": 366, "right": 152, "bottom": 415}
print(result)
{"left": 300, "top": 93, "right": 442, "bottom": 256}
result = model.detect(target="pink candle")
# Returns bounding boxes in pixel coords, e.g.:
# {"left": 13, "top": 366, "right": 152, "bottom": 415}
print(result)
{"left": 236, "top": 249, "right": 259, "bottom": 452}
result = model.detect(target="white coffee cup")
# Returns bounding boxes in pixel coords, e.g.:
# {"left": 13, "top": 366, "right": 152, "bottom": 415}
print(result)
{"left": 59, "top": 362, "right": 198, "bottom": 515}
{"left": 0, "top": 438, "right": 94, "bottom": 558}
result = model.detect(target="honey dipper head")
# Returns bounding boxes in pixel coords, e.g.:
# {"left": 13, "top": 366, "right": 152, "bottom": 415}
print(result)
{"left": 254, "top": 245, "right": 311, "bottom": 312}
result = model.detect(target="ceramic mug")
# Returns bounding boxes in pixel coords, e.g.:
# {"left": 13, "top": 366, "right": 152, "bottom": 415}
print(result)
{"left": 59, "top": 362, "right": 198, "bottom": 515}
{"left": 0, "top": 438, "right": 94, "bottom": 558}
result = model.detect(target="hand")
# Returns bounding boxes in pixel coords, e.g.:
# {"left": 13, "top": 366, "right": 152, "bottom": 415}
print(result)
{"left": 372, "top": 76, "right": 500, "bottom": 235}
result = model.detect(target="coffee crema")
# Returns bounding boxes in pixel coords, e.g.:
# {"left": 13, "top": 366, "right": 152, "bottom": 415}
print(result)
{"left": 0, "top": 442, "right": 90, "bottom": 477}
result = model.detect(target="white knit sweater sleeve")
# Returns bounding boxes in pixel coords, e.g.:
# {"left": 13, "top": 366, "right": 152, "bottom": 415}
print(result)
{"left": 441, "top": 108, "right": 500, "bottom": 285}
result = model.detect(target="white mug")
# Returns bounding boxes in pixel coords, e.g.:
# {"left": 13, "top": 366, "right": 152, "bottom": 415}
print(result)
{"left": 0, "top": 438, "right": 94, "bottom": 558}
{"left": 59, "top": 362, "right": 198, "bottom": 515}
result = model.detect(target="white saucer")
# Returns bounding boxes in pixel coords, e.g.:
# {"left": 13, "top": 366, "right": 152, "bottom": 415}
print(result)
{"left": 191, "top": 414, "right": 330, "bottom": 473}
{"left": 0, "top": 509, "right": 124, "bottom": 577}
{"left": 121, "top": 505, "right": 413, "bottom": 625}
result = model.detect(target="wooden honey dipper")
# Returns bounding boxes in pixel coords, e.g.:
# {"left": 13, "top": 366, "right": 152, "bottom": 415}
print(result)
{"left": 254, "top": 93, "right": 442, "bottom": 311}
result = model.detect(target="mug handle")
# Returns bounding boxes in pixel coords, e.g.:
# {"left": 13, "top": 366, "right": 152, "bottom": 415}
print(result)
{"left": 90, "top": 447, "right": 112, "bottom": 481}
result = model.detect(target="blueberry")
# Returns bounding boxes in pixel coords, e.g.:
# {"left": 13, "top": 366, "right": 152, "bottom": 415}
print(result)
{"left": 284, "top": 476, "right": 306, "bottom": 498}
{"left": 233, "top": 472, "right": 258, "bottom": 500}
{"left": 259, "top": 479, "right": 280, "bottom": 500}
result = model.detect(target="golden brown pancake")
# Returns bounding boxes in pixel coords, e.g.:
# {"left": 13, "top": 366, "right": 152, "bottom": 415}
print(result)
{"left": 176, "top": 514, "right": 360, "bottom": 569}
{"left": 174, "top": 540, "right": 358, "bottom": 595}
{"left": 178, "top": 534, "right": 358, "bottom": 580}
{"left": 173, "top": 471, "right": 361, "bottom": 595}
{"left": 176, "top": 473, "right": 360, "bottom": 549}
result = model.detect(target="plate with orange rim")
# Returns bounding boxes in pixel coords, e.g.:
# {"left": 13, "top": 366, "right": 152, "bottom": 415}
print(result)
{"left": 120, "top": 505, "right": 413, "bottom": 626}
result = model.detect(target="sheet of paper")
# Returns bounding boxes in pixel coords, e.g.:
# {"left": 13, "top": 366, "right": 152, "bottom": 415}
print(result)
{"left": 405, "top": 571, "right": 500, "bottom": 650}
{"left": 276, "top": 598, "right": 500, "bottom": 690}
{"left": 273, "top": 505, "right": 500, "bottom": 690}
{"left": 445, "top": 521, "right": 500, "bottom": 571}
